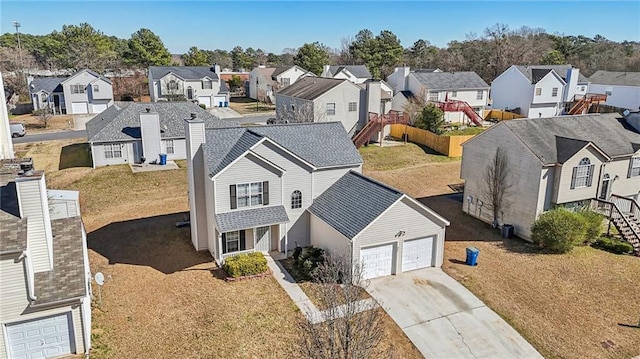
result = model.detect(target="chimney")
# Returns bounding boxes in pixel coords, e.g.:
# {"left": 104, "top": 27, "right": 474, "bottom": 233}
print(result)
{"left": 323, "top": 64, "right": 330, "bottom": 76}
{"left": 184, "top": 115, "right": 208, "bottom": 251}
{"left": 564, "top": 67, "right": 580, "bottom": 102}
{"left": 140, "top": 109, "right": 162, "bottom": 164}
{"left": 366, "top": 81, "right": 382, "bottom": 116}
{"left": 211, "top": 63, "right": 220, "bottom": 74}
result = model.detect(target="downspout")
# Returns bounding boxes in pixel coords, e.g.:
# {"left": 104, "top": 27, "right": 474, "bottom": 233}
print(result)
{"left": 18, "top": 251, "right": 37, "bottom": 301}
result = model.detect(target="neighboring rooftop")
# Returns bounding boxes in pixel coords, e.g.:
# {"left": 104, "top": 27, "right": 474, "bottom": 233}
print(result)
{"left": 411, "top": 71, "right": 489, "bottom": 90}
{"left": 28, "top": 77, "right": 65, "bottom": 94}
{"left": 500, "top": 113, "right": 640, "bottom": 164}
{"left": 588, "top": 70, "right": 640, "bottom": 87}
{"left": 308, "top": 171, "right": 403, "bottom": 239}
{"left": 272, "top": 65, "right": 296, "bottom": 78}
{"left": 215, "top": 205, "right": 290, "bottom": 233}
{"left": 327, "top": 65, "right": 372, "bottom": 79}
{"left": 149, "top": 66, "right": 220, "bottom": 81}
{"left": 513, "top": 65, "right": 589, "bottom": 84}
{"left": 0, "top": 211, "right": 27, "bottom": 254}
{"left": 277, "top": 77, "right": 346, "bottom": 100}
{"left": 86, "top": 102, "right": 237, "bottom": 142}
{"left": 203, "top": 122, "right": 363, "bottom": 176}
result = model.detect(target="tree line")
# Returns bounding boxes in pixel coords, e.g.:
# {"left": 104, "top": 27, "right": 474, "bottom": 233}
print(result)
{"left": 2, "top": 22, "right": 639, "bottom": 97}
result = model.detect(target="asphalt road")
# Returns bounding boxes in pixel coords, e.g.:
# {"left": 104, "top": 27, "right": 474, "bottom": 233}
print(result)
{"left": 225, "top": 115, "right": 272, "bottom": 124}
{"left": 12, "top": 130, "right": 87, "bottom": 144}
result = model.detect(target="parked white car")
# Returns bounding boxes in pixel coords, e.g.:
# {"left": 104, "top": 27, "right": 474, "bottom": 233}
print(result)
{"left": 10, "top": 123, "right": 26, "bottom": 137}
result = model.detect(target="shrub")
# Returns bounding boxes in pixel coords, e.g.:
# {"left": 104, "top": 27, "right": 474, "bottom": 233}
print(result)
{"left": 592, "top": 237, "right": 634, "bottom": 254}
{"left": 199, "top": 103, "right": 206, "bottom": 109}
{"left": 292, "top": 246, "right": 325, "bottom": 281}
{"left": 531, "top": 208, "right": 586, "bottom": 253}
{"left": 223, "top": 252, "right": 268, "bottom": 278}
{"left": 576, "top": 210, "right": 604, "bottom": 244}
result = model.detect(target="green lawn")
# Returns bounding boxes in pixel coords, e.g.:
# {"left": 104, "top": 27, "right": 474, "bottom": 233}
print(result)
{"left": 359, "top": 142, "right": 459, "bottom": 171}
{"left": 441, "top": 126, "right": 485, "bottom": 136}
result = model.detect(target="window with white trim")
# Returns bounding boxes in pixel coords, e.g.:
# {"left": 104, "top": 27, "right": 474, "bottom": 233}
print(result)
{"left": 238, "top": 182, "right": 263, "bottom": 207}
{"left": 167, "top": 80, "right": 178, "bottom": 91}
{"left": 104, "top": 144, "right": 122, "bottom": 159}
{"left": 71, "top": 84, "right": 85, "bottom": 94}
{"left": 428, "top": 92, "right": 439, "bottom": 101}
{"left": 552, "top": 87, "right": 558, "bottom": 97}
{"left": 476, "top": 90, "right": 483, "bottom": 100}
{"left": 326, "top": 103, "right": 336, "bottom": 116}
{"left": 202, "top": 80, "right": 212, "bottom": 89}
{"left": 291, "top": 190, "right": 302, "bottom": 209}
{"left": 535, "top": 88, "right": 542, "bottom": 96}
{"left": 348, "top": 102, "right": 357, "bottom": 112}
{"left": 629, "top": 157, "right": 640, "bottom": 177}
{"left": 93, "top": 85, "right": 100, "bottom": 93}
{"left": 281, "top": 78, "right": 290, "bottom": 87}
{"left": 224, "top": 231, "right": 240, "bottom": 253}
{"left": 450, "top": 91, "right": 457, "bottom": 97}
{"left": 571, "top": 157, "right": 592, "bottom": 188}
{"left": 165, "top": 139, "right": 174, "bottom": 154}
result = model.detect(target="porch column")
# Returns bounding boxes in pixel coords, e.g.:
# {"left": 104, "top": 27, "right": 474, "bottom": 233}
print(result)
{"left": 284, "top": 223, "right": 288, "bottom": 257}
{"left": 217, "top": 233, "right": 223, "bottom": 263}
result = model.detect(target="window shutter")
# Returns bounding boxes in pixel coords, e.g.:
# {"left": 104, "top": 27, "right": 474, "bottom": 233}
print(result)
{"left": 586, "top": 164, "right": 595, "bottom": 187}
{"left": 230, "top": 185, "right": 237, "bottom": 209}
{"left": 628, "top": 158, "right": 635, "bottom": 178}
{"left": 263, "top": 181, "right": 269, "bottom": 205}
{"left": 570, "top": 167, "right": 578, "bottom": 189}
{"left": 222, "top": 233, "right": 227, "bottom": 254}
{"left": 239, "top": 231, "right": 246, "bottom": 251}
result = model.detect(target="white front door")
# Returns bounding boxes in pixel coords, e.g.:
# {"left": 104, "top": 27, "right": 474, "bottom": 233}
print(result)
{"left": 402, "top": 237, "right": 434, "bottom": 272}
{"left": 7, "top": 312, "right": 75, "bottom": 358}
{"left": 360, "top": 243, "right": 394, "bottom": 279}
{"left": 71, "top": 102, "right": 88, "bottom": 114}
{"left": 198, "top": 96, "right": 211, "bottom": 108}
{"left": 255, "top": 226, "right": 270, "bottom": 252}
{"left": 92, "top": 103, "right": 108, "bottom": 113}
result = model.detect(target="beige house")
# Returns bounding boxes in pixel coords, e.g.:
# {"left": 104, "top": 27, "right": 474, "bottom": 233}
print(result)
{"left": 461, "top": 113, "right": 640, "bottom": 242}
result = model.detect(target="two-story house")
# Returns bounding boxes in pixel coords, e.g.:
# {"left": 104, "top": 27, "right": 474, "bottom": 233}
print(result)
{"left": 587, "top": 70, "right": 640, "bottom": 110}
{"left": 271, "top": 65, "right": 314, "bottom": 87}
{"left": 248, "top": 66, "right": 277, "bottom": 102}
{"left": 29, "top": 69, "right": 114, "bottom": 115}
{"left": 460, "top": 113, "right": 640, "bottom": 244}
{"left": 148, "top": 65, "right": 229, "bottom": 108}
{"left": 321, "top": 65, "right": 372, "bottom": 84}
{"left": 85, "top": 102, "right": 236, "bottom": 168}
{"left": 490, "top": 65, "right": 590, "bottom": 118}
{"left": 0, "top": 160, "right": 92, "bottom": 358}
{"left": 184, "top": 120, "right": 449, "bottom": 279}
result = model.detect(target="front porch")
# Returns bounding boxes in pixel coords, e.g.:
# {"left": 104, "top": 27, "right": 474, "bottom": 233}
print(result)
{"left": 220, "top": 225, "right": 282, "bottom": 262}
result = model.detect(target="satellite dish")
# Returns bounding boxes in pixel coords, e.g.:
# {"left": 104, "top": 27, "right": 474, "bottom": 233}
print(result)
{"left": 622, "top": 109, "right": 630, "bottom": 117}
{"left": 94, "top": 272, "right": 105, "bottom": 286}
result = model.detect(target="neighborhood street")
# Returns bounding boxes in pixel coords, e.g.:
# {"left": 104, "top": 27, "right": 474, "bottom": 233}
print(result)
{"left": 12, "top": 130, "right": 87, "bottom": 144}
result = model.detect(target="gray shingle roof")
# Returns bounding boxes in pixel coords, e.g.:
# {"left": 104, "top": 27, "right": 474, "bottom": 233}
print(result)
{"left": 308, "top": 171, "right": 403, "bottom": 239}
{"left": 203, "top": 122, "right": 363, "bottom": 175}
{"left": 215, "top": 205, "right": 289, "bottom": 232}
{"left": 272, "top": 66, "right": 295, "bottom": 78}
{"left": 29, "top": 77, "right": 65, "bottom": 94}
{"left": 411, "top": 71, "right": 489, "bottom": 90}
{"left": 329, "top": 65, "right": 372, "bottom": 79}
{"left": 501, "top": 113, "right": 640, "bottom": 164}
{"left": 33, "top": 216, "right": 87, "bottom": 305}
{"left": 0, "top": 211, "right": 27, "bottom": 254}
{"left": 86, "top": 102, "right": 237, "bottom": 142}
{"left": 513, "top": 65, "right": 589, "bottom": 84}
{"left": 149, "top": 66, "right": 220, "bottom": 81}
{"left": 276, "top": 77, "right": 347, "bottom": 100}
{"left": 588, "top": 70, "right": 640, "bottom": 87}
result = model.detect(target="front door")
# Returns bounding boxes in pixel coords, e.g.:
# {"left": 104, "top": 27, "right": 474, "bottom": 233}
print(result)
{"left": 255, "top": 226, "right": 270, "bottom": 252}
{"left": 599, "top": 174, "right": 611, "bottom": 200}
{"left": 187, "top": 87, "right": 194, "bottom": 100}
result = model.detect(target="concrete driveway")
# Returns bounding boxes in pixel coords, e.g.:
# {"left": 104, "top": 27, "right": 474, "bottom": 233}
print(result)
{"left": 367, "top": 268, "right": 543, "bottom": 359}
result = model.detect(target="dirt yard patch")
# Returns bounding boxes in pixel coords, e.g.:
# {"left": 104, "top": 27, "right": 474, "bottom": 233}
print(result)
{"left": 11, "top": 114, "right": 74, "bottom": 132}
{"left": 229, "top": 97, "right": 275, "bottom": 114}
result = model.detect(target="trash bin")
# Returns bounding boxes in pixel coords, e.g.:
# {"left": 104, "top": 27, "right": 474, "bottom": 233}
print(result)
{"left": 219, "top": 101, "right": 223, "bottom": 107}
{"left": 465, "top": 247, "right": 479, "bottom": 266}
{"left": 159, "top": 153, "right": 167, "bottom": 165}
{"left": 224, "top": 101, "right": 229, "bottom": 107}
{"left": 501, "top": 224, "right": 514, "bottom": 239}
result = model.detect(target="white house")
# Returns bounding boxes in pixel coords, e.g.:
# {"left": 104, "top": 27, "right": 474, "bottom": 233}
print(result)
{"left": 29, "top": 69, "right": 114, "bottom": 115}
{"left": 490, "top": 65, "right": 590, "bottom": 118}
{"left": 248, "top": 66, "right": 277, "bottom": 102}
{"left": 588, "top": 70, "right": 640, "bottom": 110}
{"left": 0, "top": 160, "right": 92, "bottom": 358}
{"left": 321, "top": 65, "right": 372, "bottom": 84}
{"left": 271, "top": 65, "right": 314, "bottom": 88}
{"left": 460, "top": 113, "right": 640, "bottom": 249}
{"left": 148, "top": 65, "right": 229, "bottom": 108}
{"left": 184, "top": 120, "right": 449, "bottom": 279}
{"left": 85, "top": 102, "right": 236, "bottom": 168}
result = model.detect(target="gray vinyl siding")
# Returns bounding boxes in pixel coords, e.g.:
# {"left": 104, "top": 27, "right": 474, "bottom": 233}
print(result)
{"left": 214, "top": 155, "right": 282, "bottom": 213}
{"left": 204, "top": 173, "right": 218, "bottom": 258}
{"left": 606, "top": 156, "right": 640, "bottom": 198}
{"left": 90, "top": 141, "right": 135, "bottom": 167}
{"left": 62, "top": 71, "right": 113, "bottom": 113}
{"left": 555, "top": 146, "right": 606, "bottom": 204}
{"left": 15, "top": 178, "right": 52, "bottom": 273}
{"left": 275, "top": 95, "right": 313, "bottom": 123}
{"left": 353, "top": 198, "right": 446, "bottom": 273}
{"left": 537, "top": 167, "right": 556, "bottom": 214}
{"left": 162, "top": 138, "right": 186, "bottom": 160}
{"left": 154, "top": 74, "right": 224, "bottom": 101}
{"left": 313, "top": 82, "right": 363, "bottom": 135}
{"left": 312, "top": 166, "right": 361, "bottom": 198}
{"left": 461, "top": 123, "right": 543, "bottom": 240}
{"left": 310, "top": 214, "right": 352, "bottom": 260}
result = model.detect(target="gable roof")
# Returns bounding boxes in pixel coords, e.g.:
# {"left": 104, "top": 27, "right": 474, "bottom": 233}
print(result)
{"left": 86, "top": 102, "right": 236, "bottom": 142}
{"left": 276, "top": 77, "right": 348, "bottom": 100}
{"left": 501, "top": 113, "right": 640, "bottom": 164}
{"left": 272, "top": 65, "right": 309, "bottom": 78}
{"left": 62, "top": 69, "right": 112, "bottom": 85}
{"left": 513, "top": 65, "right": 589, "bottom": 84}
{"left": 203, "top": 122, "right": 363, "bottom": 176}
{"left": 411, "top": 71, "right": 489, "bottom": 91}
{"left": 328, "top": 65, "right": 372, "bottom": 79}
{"left": 149, "top": 66, "right": 220, "bottom": 81}
{"left": 588, "top": 70, "right": 640, "bottom": 87}
{"left": 29, "top": 77, "right": 65, "bottom": 94}
{"left": 308, "top": 171, "right": 403, "bottom": 239}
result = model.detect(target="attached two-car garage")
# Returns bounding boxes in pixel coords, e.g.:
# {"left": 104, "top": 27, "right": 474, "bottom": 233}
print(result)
{"left": 359, "top": 236, "right": 436, "bottom": 280}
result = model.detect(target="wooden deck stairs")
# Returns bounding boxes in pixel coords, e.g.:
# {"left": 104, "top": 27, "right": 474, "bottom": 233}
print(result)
{"left": 591, "top": 194, "right": 640, "bottom": 255}
{"left": 568, "top": 93, "right": 607, "bottom": 115}
{"left": 352, "top": 111, "right": 409, "bottom": 149}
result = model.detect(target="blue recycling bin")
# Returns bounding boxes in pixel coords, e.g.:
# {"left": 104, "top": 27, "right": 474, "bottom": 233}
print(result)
{"left": 159, "top": 153, "right": 167, "bottom": 165}
{"left": 465, "top": 247, "right": 479, "bottom": 266}
{"left": 219, "top": 101, "right": 223, "bottom": 107}
{"left": 224, "top": 101, "right": 229, "bottom": 107}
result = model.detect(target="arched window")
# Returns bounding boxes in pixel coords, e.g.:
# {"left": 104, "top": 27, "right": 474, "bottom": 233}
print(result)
{"left": 571, "top": 157, "right": 593, "bottom": 189}
{"left": 291, "top": 190, "right": 302, "bottom": 209}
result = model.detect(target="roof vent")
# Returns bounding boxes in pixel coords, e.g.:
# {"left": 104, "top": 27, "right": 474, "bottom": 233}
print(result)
{"left": 191, "top": 113, "right": 197, "bottom": 119}
{"left": 145, "top": 107, "right": 151, "bottom": 113}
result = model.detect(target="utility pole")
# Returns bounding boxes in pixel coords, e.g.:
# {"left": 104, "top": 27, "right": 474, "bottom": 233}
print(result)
{"left": 13, "top": 21, "right": 26, "bottom": 88}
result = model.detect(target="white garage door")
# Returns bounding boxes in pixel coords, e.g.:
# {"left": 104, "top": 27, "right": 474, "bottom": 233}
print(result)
{"left": 198, "top": 96, "right": 211, "bottom": 108}
{"left": 402, "top": 236, "right": 434, "bottom": 272}
{"left": 213, "top": 96, "right": 226, "bottom": 107}
{"left": 71, "top": 102, "right": 88, "bottom": 114}
{"left": 360, "top": 243, "right": 394, "bottom": 279}
{"left": 92, "top": 103, "right": 108, "bottom": 113}
{"left": 7, "top": 313, "right": 75, "bottom": 359}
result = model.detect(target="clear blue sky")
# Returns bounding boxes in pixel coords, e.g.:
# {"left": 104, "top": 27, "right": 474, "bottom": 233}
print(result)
{"left": 1, "top": 1, "right": 639, "bottom": 54}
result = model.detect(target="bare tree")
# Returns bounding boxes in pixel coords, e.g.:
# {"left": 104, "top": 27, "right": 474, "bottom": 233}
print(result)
{"left": 481, "top": 147, "right": 514, "bottom": 227}
{"left": 402, "top": 88, "right": 428, "bottom": 125}
{"left": 33, "top": 108, "right": 53, "bottom": 128}
{"left": 300, "top": 255, "right": 386, "bottom": 359}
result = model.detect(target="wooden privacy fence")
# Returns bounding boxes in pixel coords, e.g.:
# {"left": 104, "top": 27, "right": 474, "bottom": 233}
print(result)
{"left": 482, "top": 109, "right": 525, "bottom": 121}
{"left": 389, "top": 125, "right": 474, "bottom": 157}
